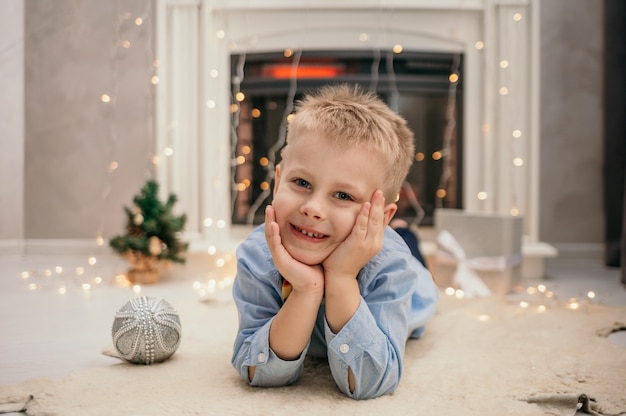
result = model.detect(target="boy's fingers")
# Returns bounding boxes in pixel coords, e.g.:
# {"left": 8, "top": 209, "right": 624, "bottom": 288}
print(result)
{"left": 367, "top": 191, "right": 385, "bottom": 238}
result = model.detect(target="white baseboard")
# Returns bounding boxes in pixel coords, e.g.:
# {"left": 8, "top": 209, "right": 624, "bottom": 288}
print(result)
{"left": 0, "top": 239, "right": 25, "bottom": 256}
{"left": 548, "top": 242, "right": 605, "bottom": 261}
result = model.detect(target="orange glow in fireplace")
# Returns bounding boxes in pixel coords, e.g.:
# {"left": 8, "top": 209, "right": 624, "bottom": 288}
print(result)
{"left": 264, "top": 64, "right": 343, "bottom": 79}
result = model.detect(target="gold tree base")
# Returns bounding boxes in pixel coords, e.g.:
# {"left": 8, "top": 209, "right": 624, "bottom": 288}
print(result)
{"left": 126, "top": 268, "right": 159, "bottom": 284}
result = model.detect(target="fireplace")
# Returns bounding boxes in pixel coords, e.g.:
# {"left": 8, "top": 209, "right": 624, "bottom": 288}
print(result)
{"left": 155, "top": 0, "right": 556, "bottom": 278}
{"left": 230, "top": 50, "right": 463, "bottom": 226}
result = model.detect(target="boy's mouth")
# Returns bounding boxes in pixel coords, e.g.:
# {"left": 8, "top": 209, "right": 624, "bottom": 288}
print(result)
{"left": 292, "top": 224, "right": 327, "bottom": 239}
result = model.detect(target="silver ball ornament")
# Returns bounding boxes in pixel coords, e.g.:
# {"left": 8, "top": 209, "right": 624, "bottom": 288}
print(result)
{"left": 111, "top": 296, "right": 182, "bottom": 365}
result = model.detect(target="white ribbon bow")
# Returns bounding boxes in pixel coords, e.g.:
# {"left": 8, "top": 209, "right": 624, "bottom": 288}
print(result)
{"left": 436, "top": 230, "right": 522, "bottom": 298}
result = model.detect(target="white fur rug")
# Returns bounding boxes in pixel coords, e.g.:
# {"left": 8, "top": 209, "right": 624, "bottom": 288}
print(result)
{"left": 1, "top": 293, "right": 625, "bottom": 416}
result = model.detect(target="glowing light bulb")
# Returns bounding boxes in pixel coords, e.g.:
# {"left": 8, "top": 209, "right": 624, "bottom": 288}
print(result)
{"left": 101, "top": 94, "right": 111, "bottom": 103}
{"left": 499, "top": 60, "right": 509, "bottom": 69}
{"left": 216, "top": 30, "right": 225, "bottom": 39}
{"left": 151, "top": 76, "right": 159, "bottom": 85}
{"left": 415, "top": 152, "right": 425, "bottom": 162}
{"left": 474, "top": 41, "right": 484, "bottom": 50}
{"left": 445, "top": 287, "right": 456, "bottom": 296}
{"left": 477, "top": 192, "right": 488, "bottom": 200}
{"left": 359, "top": 33, "right": 368, "bottom": 42}
{"left": 520, "top": 301, "right": 529, "bottom": 308}
{"left": 210, "top": 69, "right": 218, "bottom": 78}
{"left": 499, "top": 87, "right": 509, "bottom": 95}
{"left": 164, "top": 147, "right": 174, "bottom": 156}
{"left": 512, "top": 129, "right": 522, "bottom": 138}
{"left": 393, "top": 44, "right": 403, "bottom": 54}
{"left": 206, "top": 100, "right": 216, "bottom": 109}
{"left": 587, "top": 291, "right": 596, "bottom": 299}
{"left": 284, "top": 49, "right": 293, "bottom": 58}
{"left": 513, "top": 157, "right": 524, "bottom": 166}
{"left": 513, "top": 13, "right": 522, "bottom": 21}
{"left": 133, "top": 284, "right": 142, "bottom": 295}
{"left": 88, "top": 257, "right": 97, "bottom": 266}
{"left": 135, "top": 17, "right": 143, "bottom": 25}
{"left": 449, "top": 73, "right": 459, "bottom": 83}
{"left": 208, "top": 245, "right": 217, "bottom": 255}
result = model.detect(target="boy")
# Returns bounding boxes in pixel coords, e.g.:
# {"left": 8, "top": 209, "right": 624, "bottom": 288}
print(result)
{"left": 231, "top": 84, "right": 439, "bottom": 400}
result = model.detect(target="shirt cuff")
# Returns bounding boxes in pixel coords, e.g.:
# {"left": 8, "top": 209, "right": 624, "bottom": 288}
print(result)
{"left": 324, "top": 299, "right": 378, "bottom": 363}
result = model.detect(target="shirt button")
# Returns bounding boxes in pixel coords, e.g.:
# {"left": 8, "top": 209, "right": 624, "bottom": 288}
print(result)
{"left": 257, "top": 353, "right": 266, "bottom": 362}
{"left": 339, "top": 344, "right": 350, "bottom": 354}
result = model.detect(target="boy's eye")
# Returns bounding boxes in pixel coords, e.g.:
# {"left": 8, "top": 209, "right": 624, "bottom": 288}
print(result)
{"left": 294, "top": 178, "right": 311, "bottom": 189}
{"left": 333, "top": 192, "right": 353, "bottom": 201}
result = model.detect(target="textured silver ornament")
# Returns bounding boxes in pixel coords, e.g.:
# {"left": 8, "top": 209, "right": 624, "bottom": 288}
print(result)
{"left": 111, "top": 296, "right": 182, "bottom": 365}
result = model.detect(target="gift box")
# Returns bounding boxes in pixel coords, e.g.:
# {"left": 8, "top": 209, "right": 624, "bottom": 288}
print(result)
{"left": 428, "top": 209, "right": 524, "bottom": 296}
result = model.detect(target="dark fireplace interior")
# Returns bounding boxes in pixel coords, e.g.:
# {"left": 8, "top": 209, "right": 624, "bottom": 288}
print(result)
{"left": 229, "top": 49, "right": 463, "bottom": 226}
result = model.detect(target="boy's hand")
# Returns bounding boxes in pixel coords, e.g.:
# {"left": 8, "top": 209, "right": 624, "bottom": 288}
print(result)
{"left": 322, "top": 190, "right": 386, "bottom": 279}
{"left": 265, "top": 205, "right": 324, "bottom": 295}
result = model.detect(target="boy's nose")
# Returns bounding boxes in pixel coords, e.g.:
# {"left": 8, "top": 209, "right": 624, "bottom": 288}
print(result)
{"left": 300, "top": 197, "right": 325, "bottom": 220}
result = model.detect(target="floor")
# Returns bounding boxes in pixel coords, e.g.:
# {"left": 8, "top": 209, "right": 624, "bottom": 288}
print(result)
{"left": 0, "top": 254, "right": 624, "bottom": 399}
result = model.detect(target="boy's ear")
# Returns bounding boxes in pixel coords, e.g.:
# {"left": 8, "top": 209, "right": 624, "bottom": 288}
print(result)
{"left": 273, "top": 164, "right": 282, "bottom": 194}
{"left": 383, "top": 203, "right": 398, "bottom": 226}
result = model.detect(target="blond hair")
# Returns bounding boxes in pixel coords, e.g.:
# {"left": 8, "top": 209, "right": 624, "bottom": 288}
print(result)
{"left": 284, "top": 84, "right": 415, "bottom": 201}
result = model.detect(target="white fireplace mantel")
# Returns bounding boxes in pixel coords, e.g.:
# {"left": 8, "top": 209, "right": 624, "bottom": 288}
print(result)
{"left": 155, "top": 0, "right": 556, "bottom": 278}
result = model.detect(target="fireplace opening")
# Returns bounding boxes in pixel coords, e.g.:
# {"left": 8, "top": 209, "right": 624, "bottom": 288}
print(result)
{"left": 230, "top": 50, "right": 463, "bottom": 226}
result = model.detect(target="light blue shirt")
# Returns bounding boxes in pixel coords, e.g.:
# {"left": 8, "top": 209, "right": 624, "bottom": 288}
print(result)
{"left": 231, "top": 224, "right": 439, "bottom": 400}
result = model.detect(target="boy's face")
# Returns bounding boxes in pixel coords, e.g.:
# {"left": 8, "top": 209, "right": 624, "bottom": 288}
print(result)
{"left": 271, "top": 133, "right": 396, "bottom": 266}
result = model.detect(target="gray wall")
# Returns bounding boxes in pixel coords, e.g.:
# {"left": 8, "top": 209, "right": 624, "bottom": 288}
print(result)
{"left": 0, "top": 1, "right": 25, "bottom": 240}
{"left": 0, "top": 0, "right": 606, "bottom": 248}
{"left": 24, "top": 0, "right": 155, "bottom": 239}
{"left": 539, "top": 0, "right": 605, "bottom": 245}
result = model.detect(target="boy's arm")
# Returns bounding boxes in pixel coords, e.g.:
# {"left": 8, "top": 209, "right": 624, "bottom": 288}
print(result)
{"left": 231, "top": 227, "right": 310, "bottom": 387}
{"left": 264, "top": 206, "right": 325, "bottom": 362}
{"left": 322, "top": 190, "right": 391, "bottom": 393}
{"left": 324, "top": 236, "right": 439, "bottom": 400}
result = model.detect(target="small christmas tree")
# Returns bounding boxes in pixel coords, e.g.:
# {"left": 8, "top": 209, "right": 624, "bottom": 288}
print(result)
{"left": 110, "top": 180, "right": 188, "bottom": 283}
